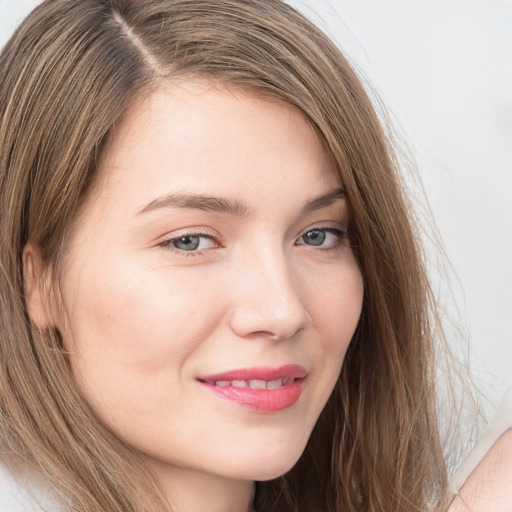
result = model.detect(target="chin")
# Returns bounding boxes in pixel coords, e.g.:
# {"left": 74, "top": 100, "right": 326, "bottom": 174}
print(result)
{"left": 227, "top": 439, "right": 308, "bottom": 482}
{"left": 250, "top": 461, "right": 300, "bottom": 482}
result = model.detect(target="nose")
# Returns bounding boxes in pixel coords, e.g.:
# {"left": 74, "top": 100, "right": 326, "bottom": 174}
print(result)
{"left": 228, "top": 250, "right": 312, "bottom": 341}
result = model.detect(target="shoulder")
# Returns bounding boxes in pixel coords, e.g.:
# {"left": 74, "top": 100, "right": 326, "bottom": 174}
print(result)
{"left": 449, "top": 429, "right": 512, "bottom": 511}
{"left": 449, "top": 385, "right": 512, "bottom": 511}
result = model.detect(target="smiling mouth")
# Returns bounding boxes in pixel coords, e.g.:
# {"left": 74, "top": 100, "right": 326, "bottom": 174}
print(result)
{"left": 197, "top": 365, "right": 307, "bottom": 412}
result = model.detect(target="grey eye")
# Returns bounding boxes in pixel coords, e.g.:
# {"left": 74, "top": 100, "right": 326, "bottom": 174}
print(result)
{"left": 160, "top": 232, "right": 218, "bottom": 254}
{"left": 296, "top": 228, "right": 347, "bottom": 248}
{"left": 172, "top": 235, "right": 202, "bottom": 251}
{"left": 301, "top": 229, "right": 326, "bottom": 246}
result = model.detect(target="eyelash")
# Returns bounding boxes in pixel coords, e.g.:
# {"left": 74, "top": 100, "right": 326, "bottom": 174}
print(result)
{"left": 295, "top": 227, "right": 348, "bottom": 252}
{"left": 158, "top": 225, "right": 348, "bottom": 257}
{"left": 158, "top": 228, "right": 220, "bottom": 257}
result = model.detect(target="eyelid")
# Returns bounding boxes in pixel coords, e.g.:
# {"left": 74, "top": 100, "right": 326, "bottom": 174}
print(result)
{"left": 158, "top": 225, "right": 220, "bottom": 241}
{"left": 297, "top": 223, "right": 348, "bottom": 238}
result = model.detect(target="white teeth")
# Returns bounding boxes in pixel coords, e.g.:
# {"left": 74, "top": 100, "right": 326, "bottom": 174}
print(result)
{"left": 231, "top": 380, "right": 249, "bottom": 388}
{"left": 249, "top": 379, "right": 267, "bottom": 389}
{"left": 212, "top": 377, "right": 295, "bottom": 388}
{"left": 267, "top": 378, "right": 284, "bottom": 389}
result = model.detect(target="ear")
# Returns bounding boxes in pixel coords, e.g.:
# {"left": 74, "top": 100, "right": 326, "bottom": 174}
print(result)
{"left": 22, "top": 243, "right": 55, "bottom": 329}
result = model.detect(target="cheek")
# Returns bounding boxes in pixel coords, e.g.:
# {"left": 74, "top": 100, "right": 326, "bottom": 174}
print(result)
{"left": 310, "top": 260, "right": 364, "bottom": 351}
{"left": 60, "top": 256, "right": 223, "bottom": 405}
{"left": 302, "top": 254, "right": 363, "bottom": 406}
{"left": 319, "top": 264, "right": 363, "bottom": 378}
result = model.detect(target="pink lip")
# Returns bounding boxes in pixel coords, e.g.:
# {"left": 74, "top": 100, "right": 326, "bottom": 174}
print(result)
{"left": 197, "top": 364, "right": 307, "bottom": 413}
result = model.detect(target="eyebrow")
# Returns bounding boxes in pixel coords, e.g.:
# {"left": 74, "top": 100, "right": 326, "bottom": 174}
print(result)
{"left": 137, "top": 187, "right": 345, "bottom": 217}
{"left": 302, "top": 187, "right": 345, "bottom": 213}
{"left": 138, "top": 193, "right": 249, "bottom": 216}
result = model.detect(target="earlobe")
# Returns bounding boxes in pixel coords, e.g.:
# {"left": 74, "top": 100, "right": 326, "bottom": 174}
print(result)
{"left": 22, "top": 243, "right": 55, "bottom": 329}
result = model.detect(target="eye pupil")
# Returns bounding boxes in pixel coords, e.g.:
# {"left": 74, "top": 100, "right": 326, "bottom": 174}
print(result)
{"left": 174, "top": 236, "right": 200, "bottom": 251}
{"left": 304, "top": 229, "right": 326, "bottom": 246}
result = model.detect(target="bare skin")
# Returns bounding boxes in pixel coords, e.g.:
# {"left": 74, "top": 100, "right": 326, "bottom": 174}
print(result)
{"left": 449, "top": 429, "right": 512, "bottom": 512}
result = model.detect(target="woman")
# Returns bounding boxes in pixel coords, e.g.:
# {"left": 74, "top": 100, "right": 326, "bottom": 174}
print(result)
{"left": 0, "top": 1, "right": 451, "bottom": 511}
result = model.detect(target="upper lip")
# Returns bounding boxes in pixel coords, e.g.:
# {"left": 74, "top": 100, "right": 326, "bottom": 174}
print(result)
{"left": 198, "top": 364, "right": 308, "bottom": 384}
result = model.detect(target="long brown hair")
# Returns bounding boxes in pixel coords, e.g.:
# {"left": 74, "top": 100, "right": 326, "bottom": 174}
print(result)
{"left": 1, "top": 1, "right": 450, "bottom": 510}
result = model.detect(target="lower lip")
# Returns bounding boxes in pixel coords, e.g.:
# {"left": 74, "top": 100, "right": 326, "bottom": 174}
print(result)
{"left": 200, "top": 379, "right": 305, "bottom": 412}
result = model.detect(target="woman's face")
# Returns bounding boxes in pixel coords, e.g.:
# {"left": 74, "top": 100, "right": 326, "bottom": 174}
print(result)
{"left": 55, "top": 81, "right": 363, "bottom": 485}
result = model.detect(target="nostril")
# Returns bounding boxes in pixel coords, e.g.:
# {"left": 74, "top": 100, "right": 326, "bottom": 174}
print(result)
{"left": 227, "top": 306, "right": 311, "bottom": 341}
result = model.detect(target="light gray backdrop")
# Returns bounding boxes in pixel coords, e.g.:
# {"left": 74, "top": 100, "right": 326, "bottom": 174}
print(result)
{"left": 1, "top": 0, "right": 511, "bottom": 413}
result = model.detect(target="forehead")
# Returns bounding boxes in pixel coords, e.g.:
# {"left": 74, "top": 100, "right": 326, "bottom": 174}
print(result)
{"left": 89, "top": 80, "right": 339, "bottom": 214}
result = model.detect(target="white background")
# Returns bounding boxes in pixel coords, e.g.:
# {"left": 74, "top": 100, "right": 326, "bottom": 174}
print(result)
{"left": 1, "top": 0, "right": 511, "bottom": 413}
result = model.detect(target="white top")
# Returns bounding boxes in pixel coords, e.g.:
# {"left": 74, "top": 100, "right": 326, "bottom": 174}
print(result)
{"left": 450, "top": 384, "right": 512, "bottom": 493}
{"left": 0, "top": 460, "right": 63, "bottom": 512}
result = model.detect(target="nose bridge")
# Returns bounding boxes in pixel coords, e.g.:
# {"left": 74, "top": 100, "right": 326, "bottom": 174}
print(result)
{"left": 228, "top": 242, "right": 311, "bottom": 339}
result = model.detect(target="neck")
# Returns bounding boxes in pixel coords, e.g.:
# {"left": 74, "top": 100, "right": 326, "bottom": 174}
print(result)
{"left": 149, "top": 461, "right": 255, "bottom": 512}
